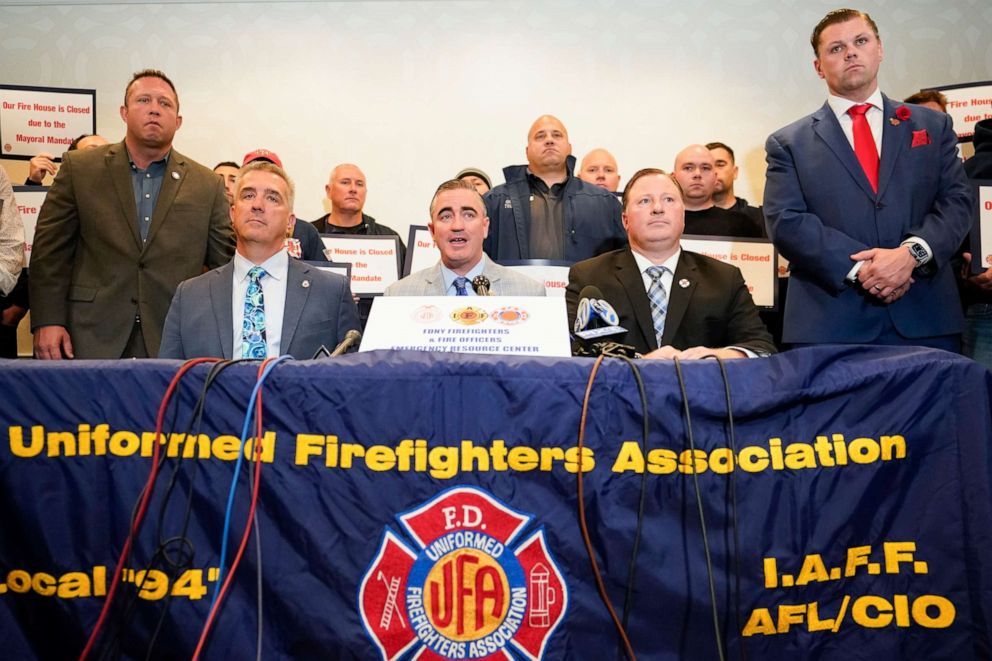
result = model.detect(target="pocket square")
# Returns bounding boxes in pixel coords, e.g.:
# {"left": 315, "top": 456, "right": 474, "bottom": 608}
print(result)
{"left": 911, "top": 129, "right": 932, "bottom": 147}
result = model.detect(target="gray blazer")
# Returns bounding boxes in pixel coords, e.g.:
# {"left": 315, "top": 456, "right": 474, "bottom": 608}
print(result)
{"left": 159, "top": 256, "right": 360, "bottom": 359}
{"left": 384, "top": 256, "right": 546, "bottom": 296}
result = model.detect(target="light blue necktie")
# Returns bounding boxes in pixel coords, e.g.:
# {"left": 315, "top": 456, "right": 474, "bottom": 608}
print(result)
{"left": 242, "top": 266, "right": 268, "bottom": 359}
{"left": 646, "top": 265, "right": 669, "bottom": 347}
{"left": 453, "top": 276, "right": 470, "bottom": 296}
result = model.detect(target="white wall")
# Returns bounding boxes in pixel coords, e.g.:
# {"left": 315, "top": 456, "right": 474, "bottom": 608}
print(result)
{"left": 2, "top": 0, "right": 990, "bottom": 239}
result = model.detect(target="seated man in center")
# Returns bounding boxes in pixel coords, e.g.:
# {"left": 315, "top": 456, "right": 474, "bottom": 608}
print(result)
{"left": 386, "top": 179, "right": 545, "bottom": 297}
{"left": 566, "top": 168, "right": 775, "bottom": 359}
{"left": 159, "top": 161, "right": 360, "bottom": 359}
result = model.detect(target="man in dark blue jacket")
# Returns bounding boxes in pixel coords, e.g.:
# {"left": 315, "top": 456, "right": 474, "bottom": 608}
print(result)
{"left": 483, "top": 114, "right": 625, "bottom": 262}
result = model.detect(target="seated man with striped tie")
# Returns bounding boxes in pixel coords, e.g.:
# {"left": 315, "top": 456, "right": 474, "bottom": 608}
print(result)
{"left": 159, "top": 161, "right": 360, "bottom": 359}
{"left": 384, "top": 179, "right": 546, "bottom": 297}
{"left": 565, "top": 168, "right": 775, "bottom": 359}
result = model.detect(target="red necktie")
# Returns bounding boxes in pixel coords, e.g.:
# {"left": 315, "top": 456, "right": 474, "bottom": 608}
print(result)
{"left": 848, "top": 103, "right": 879, "bottom": 192}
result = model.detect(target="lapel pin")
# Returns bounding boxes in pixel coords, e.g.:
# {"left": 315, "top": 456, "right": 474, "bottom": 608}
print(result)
{"left": 679, "top": 278, "right": 690, "bottom": 288}
{"left": 171, "top": 171, "right": 180, "bottom": 180}
{"left": 301, "top": 279, "right": 310, "bottom": 288}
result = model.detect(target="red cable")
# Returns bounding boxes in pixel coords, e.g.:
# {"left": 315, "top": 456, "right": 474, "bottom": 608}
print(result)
{"left": 192, "top": 358, "right": 272, "bottom": 660}
{"left": 79, "top": 357, "right": 218, "bottom": 661}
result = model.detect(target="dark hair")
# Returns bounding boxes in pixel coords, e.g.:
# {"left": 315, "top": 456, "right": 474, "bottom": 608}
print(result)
{"left": 705, "top": 141, "right": 735, "bottom": 163}
{"left": 621, "top": 168, "right": 684, "bottom": 211}
{"left": 124, "top": 69, "right": 179, "bottom": 108}
{"left": 903, "top": 90, "right": 948, "bottom": 113}
{"left": 429, "top": 179, "right": 486, "bottom": 217}
{"left": 68, "top": 134, "right": 96, "bottom": 151}
{"left": 810, "top": 9, "right": 879, "bottom": 56}
{"left": 213, "top": 161, "right": 239, "bottom": 171}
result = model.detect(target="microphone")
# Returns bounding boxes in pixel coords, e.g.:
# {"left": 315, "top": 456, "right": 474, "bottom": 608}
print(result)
{"left": 573, "top": 286, "right": 626, "bottom": 340}
{"left": 329, "top": 329, "right": 362, "bottom": 357}
{"left": 472, "top": 275, "right": 491, "bottom": 296}
{"left": 572, "top": 286, "right": 637, "bottom": 358}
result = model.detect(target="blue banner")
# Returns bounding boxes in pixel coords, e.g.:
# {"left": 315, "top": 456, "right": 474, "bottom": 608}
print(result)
{"left": 1, "top": 346, "right": 991, "bottom": 659}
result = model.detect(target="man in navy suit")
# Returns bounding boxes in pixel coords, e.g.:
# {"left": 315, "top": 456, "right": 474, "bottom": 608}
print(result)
{"left": 159, "top": 161, "right": 359, "bottom": 360}
{"left": 764, "top": 9, "right": 972, "bottom": 350}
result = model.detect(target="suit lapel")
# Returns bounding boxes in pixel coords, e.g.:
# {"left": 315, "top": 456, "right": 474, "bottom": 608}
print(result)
{"left": 877, "top": 94, "right": 907, "bottom": 197}
{"left": 811, "top": 102, "right": 877, "bottom": 200}
{"left": 423, "top": 264, "right": 447, "bottom": 295}
{"left": 661, "top": 253, "right": 697, "bottom": 347}
{"left": 210, "top": 264, "right": 235, "bottom": 359}
{"left": 480, "top": 255, "right": 502, "bottom": 294}
{"left": 615, "top": 250, "right": 657, "bottom": 350}
{"left": 107, "top": 144, "right": 142, "bottom": 250}
{"left": 281, "top": 258, "right": 310, "bottom": 354}
{"left": 144, "top": 150, "right": 185, "bottom": 249}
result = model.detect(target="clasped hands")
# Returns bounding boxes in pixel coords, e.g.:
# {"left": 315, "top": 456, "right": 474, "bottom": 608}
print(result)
{"left": 643, "top": 346, "right": 746, "bottom": 360}
{"left": 850, "top": 246, "right": 917, "bottom": 304}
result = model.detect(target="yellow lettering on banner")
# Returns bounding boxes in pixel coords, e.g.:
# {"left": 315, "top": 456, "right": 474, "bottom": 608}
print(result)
{"left": 742, "top": 608, "right": 776, "bottom": 636}
{"left": 565, "top": 446, "right": 596, "bottom": 473}
{"left": 881, "top": 435, "right": 906, "bottom": 459}
{"left": 109, "top": 431, "right": 140, "bottom": 456}
{"left": 852, "top": 595, "right": 892, "bottom": 628}
{"left": 57, "top": 572, "right": 91, "bottom": 598}
{"left": 912, "top": 595, "right": 955, "bottom": 628}
{"left": 539, "top": 446, "right": 565, "bottom": 470}
{"left": 429, "top": 446, "right": 457, "bottom": 478}
{"left": 8, "top": 426, "right": 44, "bottom": 457}
{"left": 7, "top": 570, "right": 30, "bottom": 592}
{"left": 507, "top": 447, "right": 538, "bottom": 471}
{"left": 883, "top": 541, "right": 917, "bottom": 573}
{"left": 31, "top": 572, "right": 56, "bottom": 596}
{"left": 709, "top": 448, "right": 734, "bottom": 473}
{"left": 677, "top": 449, "right": 707, "bottom": 474}
{"left": 763, "top": 557, "right": 778, "bottom": 588}
{"left": 806, "top": 602, "right": 834, "bottom": 631}
{"left": 784, "top": 443, "right": 817, "bottom": 469}
{"left": 795, "top": 554, "right": 829, "bottom": 586}
{"left": 295, "top": 434, "right": 327, "bottom": 465}
{"left": 738, "top": 446, "right": 769, "bottom": 472}
{"left": 647, "top": 448, "right": 677, "bottom": 474}
{"left": 893, "top": 594, "right": 911, "bottom": 626}
{"left": 48, "top": 431, "right": 76, "bottom": 456}
{"left": 768, "top": 438, "right": 785, "bottom": 469}
{"left": 612, "top": 441, "right": 645, "bottom": 473}
{"left": 213, "top": 435, "right": 240, "bottom": 460}
{"left": 776, "top": 604, "right": 806, "bottom": 633}
{"left": 848, "top": 437, "right": 881, "bottom": 463}
{"left": 365, "top": 445, "right": 396, "bottom": 471}
{"left": 461, "top": 440, "right": 491, "bottom": 471}
{"left": 845, "top": 546, "right": 872, "bottom": 577}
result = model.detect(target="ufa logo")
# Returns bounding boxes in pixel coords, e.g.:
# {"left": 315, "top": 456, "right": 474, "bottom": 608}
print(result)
{"left": 359, "top": 486, "right": 567, "bottom": 660}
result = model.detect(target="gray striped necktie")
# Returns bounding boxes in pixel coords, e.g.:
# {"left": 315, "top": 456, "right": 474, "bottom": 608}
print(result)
{"left": 646, "top": 265, "right": 669, "bottom": 346}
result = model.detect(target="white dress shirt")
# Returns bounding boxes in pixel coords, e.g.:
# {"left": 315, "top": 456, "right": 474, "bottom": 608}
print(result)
{"left": 232, "top": 249, "right": 289, "bottom": 358}
{"left": 827, "top": 88, "right": 885, "bottom": 157}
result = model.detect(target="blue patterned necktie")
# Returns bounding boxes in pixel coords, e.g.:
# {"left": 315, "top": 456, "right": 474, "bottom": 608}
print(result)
{"left": 646, "top": 265, "right": 669, "bottom": 347}
{"left": 453, "top": 276, "right": 470, "bottom": 296}
{"left": 242, "top": 266, "right": 268, "bottom": 359}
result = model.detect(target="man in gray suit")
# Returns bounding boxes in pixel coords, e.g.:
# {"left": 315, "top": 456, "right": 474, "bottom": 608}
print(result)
{"left": 159, "top": 161, "right": 359, "bottom": 360}
{"left": 385, "top": 179, "right": 545, "bottom": 297}
{"left": 30, "top": 70, "right": 235, "bottom": 359}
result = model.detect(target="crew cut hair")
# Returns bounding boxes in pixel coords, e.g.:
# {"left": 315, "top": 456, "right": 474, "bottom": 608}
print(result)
{"left": 810, "top": 9, "right": 879, "bottom": 56}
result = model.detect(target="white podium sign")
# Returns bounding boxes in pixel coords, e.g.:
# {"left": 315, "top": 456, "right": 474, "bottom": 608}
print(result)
{"left": 361, "top": 296, "right": 571, "bottom": 357}
{"left": 680, "top": 236, "right": 778, "bottom": 308}
{"left": 320, "top": 234, "right": 401, "bottom": 295}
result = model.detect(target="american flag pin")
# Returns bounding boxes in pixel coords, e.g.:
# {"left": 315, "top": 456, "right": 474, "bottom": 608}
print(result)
{"left": 171, "top": 171, "right": 180, "bottom": 180}
{"left": 679, "top": 278, "right": 690, "bottom": 288}
{"left": 302, "top": 280, "right": 310, "bottom": 288}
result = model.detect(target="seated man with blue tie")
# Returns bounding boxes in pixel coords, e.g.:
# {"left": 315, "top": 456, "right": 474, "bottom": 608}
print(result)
{"left": 565, "top": 168, "right": 775, "bottom": 359}
{"left": 159, "top": 161, "right": 360, "bottom": 359}
{"left": 384, "top": 179, "right": 546, "bottom": 297}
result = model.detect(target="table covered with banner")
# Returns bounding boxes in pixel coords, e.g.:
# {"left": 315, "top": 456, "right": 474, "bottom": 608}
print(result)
{"left": 1, "top": 346, "right": 991, "bottom": 660}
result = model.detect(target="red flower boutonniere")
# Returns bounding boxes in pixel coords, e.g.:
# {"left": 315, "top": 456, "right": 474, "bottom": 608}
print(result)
{"left": 890, "top": 105, "right": 912, "bottom": 125}
{"left": 911, "top": 129, "right": 932, "bottom": 148}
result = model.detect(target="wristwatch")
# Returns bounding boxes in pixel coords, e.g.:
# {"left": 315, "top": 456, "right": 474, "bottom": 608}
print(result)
{"left": 901, "top": 240, "right": 930, "bottom": 267}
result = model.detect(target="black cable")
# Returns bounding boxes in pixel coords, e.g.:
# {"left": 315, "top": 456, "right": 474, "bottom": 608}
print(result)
{"left": 714, "top": 358, "right": 746, "bottom": 661}
{"left": 672, "top": 357, "right": 726, "bottom": 661}
{"left": 143, "top": 360, "right": 241, "bottom": 660}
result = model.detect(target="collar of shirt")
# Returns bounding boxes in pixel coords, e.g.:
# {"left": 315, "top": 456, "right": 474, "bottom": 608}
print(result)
{"left": 631, "top": 248, "right": 681, "bottom": 295}
{"left": 440, "top": 257, "right": 486, "bottom": 296}
{"left": 525, "top": 169, "right": 567, "bottom": 196}
{"left": 827, "top": 88, "right": 885, "bottom": 156}
{"left": 232, "top": 249, "right": 290, "bottom": 358}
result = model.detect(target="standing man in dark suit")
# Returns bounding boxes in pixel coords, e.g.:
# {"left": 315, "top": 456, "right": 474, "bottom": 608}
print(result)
{"left": 764, "top": 9, "right": 972, "bottom": 350}
{"left": 30, "top": 69, "right": 235, "bottom": 359}
{"left": 566, "top": 169, "right": 774, "bottom": 359}
{"left": 484, "top": 114, "right": 625, "bottom": 262}
{"left": 159, "top": 161, "right": 359, "bottom": 360}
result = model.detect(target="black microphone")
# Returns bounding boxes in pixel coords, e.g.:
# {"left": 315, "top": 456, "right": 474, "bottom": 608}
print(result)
{"left": 329, "top": 329, "right": 362, "bottom": 357}
{"left": 472, "top": 275, "right": 491, "bottom": 296}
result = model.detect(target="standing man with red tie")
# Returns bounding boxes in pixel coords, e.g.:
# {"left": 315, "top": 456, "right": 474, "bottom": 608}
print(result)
{"left": 764, "top": 8, "right": 972, "bottom": 350}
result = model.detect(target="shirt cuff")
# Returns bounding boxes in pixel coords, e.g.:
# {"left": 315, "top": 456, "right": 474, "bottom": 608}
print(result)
{"left": 846, "top": 260, "right": 865, "bottom": 284}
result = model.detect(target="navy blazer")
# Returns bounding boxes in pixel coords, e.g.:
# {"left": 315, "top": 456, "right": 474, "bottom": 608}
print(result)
{"left": 159, "top": 256, "right": 360, "bottom": 360}
{"left": 763, "top": 94, "right": 973, "bottom": 343}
